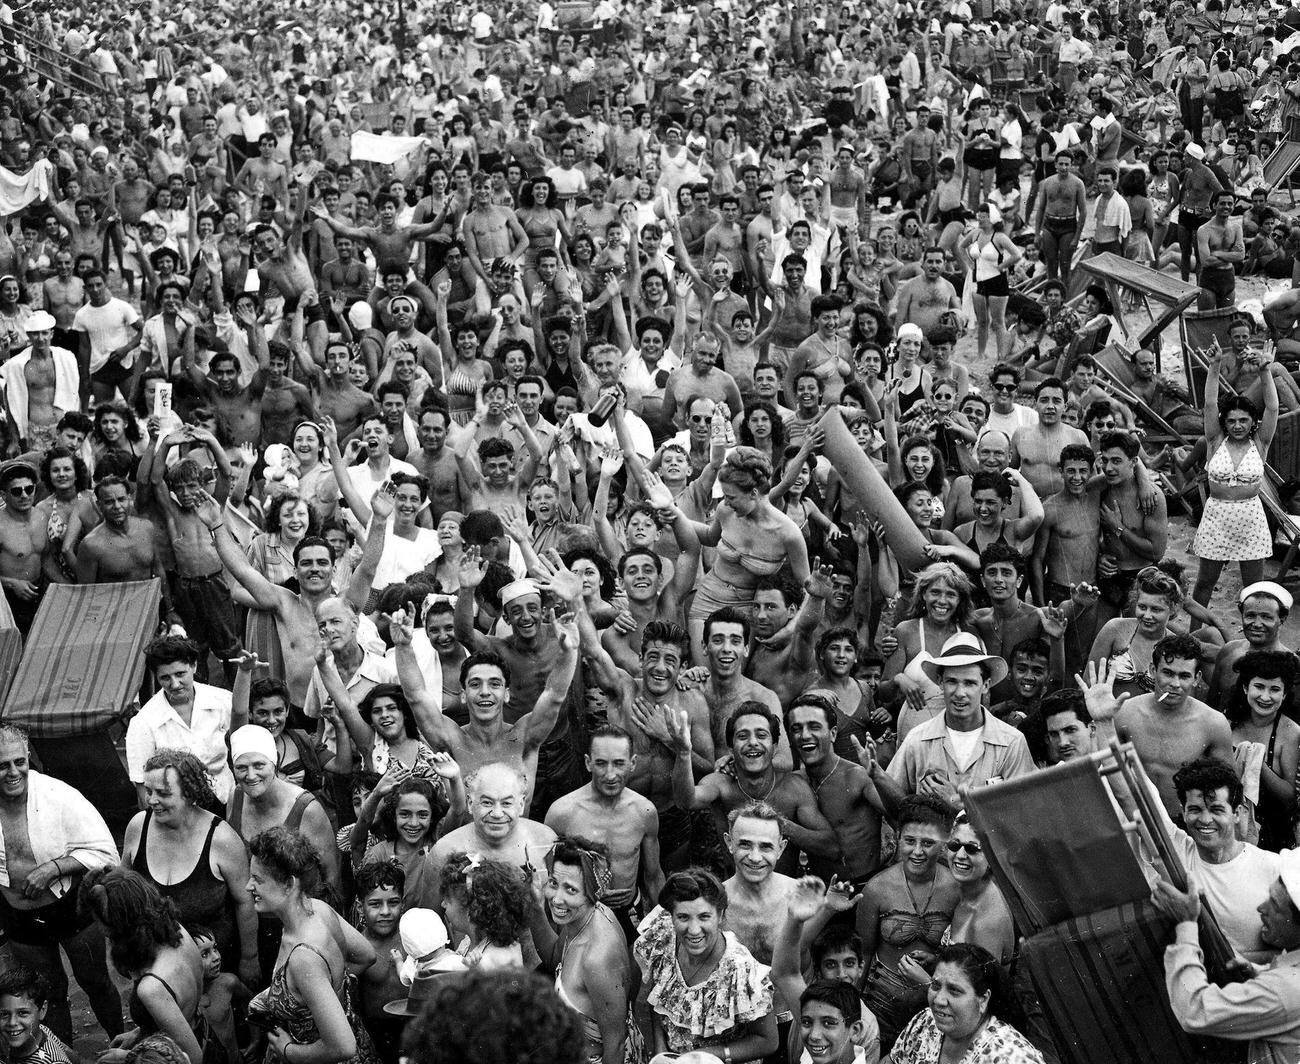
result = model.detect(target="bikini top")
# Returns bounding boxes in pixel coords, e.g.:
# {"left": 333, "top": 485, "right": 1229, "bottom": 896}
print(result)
{"left": 1206, "top": 438, "right": 1264, "bottom": 488}
{"left": 716, "top": 534, "right": 786, "bottom": 577}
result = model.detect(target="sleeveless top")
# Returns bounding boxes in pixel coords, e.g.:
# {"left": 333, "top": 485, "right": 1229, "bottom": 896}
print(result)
{"left": 131, "top": 813, "right": 234, "bottom": 956}
{"left": 131, "top": 972, "right": 225, "bottom": 1064}
{"left": 229, "top": 788, "right": 315, "bottom": 838}
{"left": 248, "top": 942, "right": 379, "bottom": 1064}
{"left": 1206, "top": 438, "right": 1265, "bottom": 489}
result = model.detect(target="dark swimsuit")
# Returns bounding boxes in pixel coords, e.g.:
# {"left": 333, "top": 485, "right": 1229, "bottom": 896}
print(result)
{"left": 131, "top": 813, "right": 234, "bottom": 958}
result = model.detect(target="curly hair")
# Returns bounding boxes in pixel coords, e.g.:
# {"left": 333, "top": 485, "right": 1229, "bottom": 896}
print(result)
{"left": 718, "top": 446, "right": 773, "bottom": 494}
{"left": 78, "top": 868, "right": 182, "bottom": 975}
{"left": 561, "top": 545, "right": 617, "bottom": 601}
{"left": 40, "top": 446, "right": 90, "bottom": 493}
{"left": 248, "top": 827, "right": 329, "bottom": 900}
{"left": 355, "top": 859, "right": 407, "bottom": 900}
{"left": 900, "top": 435, "right": 948, "bottom": 497}
{"left": 126, "top": 1035, "right": 191, "bottom": 1064}
{"left": 739, "top": 401, "right": 788, "bottom": 453}
{"left": 265, "top": 493, "right": 319, "bottom": 538}
{"left": 440, "top": 852, "right": 535, "bottom": 947}
{"left": 374, "top": 776, "right": 449, "bottom": 844}
{"left": 1228, "top": 649, "right": 1300, "bottom": 726}
{"left": 402, "top": 968, "right": 585, "bottom": 1064}
{"left": 142, "top": 749, "right": 217, "bottom": 810}
{"left": 0, "top": 963, "right": 48, "bottom": 1007}
{"left": 906, "top": 562, "right": 976, "bottom": 628}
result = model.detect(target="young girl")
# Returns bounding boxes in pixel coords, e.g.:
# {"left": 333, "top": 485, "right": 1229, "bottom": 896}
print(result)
{"left": 438, "top": 852, "right": 535, "bottom": 970}
{"left": 352, "top": 765, "right": 459, "bottom": 910}
{"left": 845, "top": 237, "right": 890, "bottom": 308}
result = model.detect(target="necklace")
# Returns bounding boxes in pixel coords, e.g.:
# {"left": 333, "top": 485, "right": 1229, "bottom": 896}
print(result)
{"left": 811, "top": 756, "right": 842, "bottom": 794}
{"left": 736, "top": 766, "right": 776, "bottom": 802}
{"left": 560, "top": 908, "right": 597, "bottom": 968}
{"left": 679, "top": 934, "right": 723, "bottom": 986}
{"left": 905, "top": 869, "right": 937, "bottom": 918}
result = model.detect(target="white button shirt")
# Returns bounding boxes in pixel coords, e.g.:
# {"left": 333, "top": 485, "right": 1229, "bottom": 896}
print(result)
{"left": 126, "top": 684, "right": 235, "bottom": 801}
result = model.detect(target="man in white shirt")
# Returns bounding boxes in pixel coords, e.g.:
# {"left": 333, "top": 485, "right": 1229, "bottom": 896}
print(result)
{"left": 546, "top": 144, "right": 588, "bottom": 206}
{"left": 71, "top": 269, "right": 141, "bottom": 406}
{"left": 1056, "top": 22, "right": 1093, "bottom": 92}
{"left": 126, "top": 636, "right": 235, "bottom": 806}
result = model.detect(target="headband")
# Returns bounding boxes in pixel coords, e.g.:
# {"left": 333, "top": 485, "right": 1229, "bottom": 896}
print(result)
{"left": 545, "top": 841, "right": 613, "bottom": 902}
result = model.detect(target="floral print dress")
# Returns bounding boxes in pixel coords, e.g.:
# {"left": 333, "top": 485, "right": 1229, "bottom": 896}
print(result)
{"left": 633, "top": 909, "right": 774, "bottom": 1060}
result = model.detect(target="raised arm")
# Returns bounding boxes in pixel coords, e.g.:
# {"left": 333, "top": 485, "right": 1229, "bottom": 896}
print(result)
{"left": 389, "top": 606, "right": 460, "bottom": 749}
{"left": 192, "top": 491, "right": 283, "bottom": 610}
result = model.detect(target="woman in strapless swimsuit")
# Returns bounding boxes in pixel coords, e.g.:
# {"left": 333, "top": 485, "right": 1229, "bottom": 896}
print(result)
{"left": 1088, "top": 566, "right": 1183, "bottom": 701}
{"left": 688, "top": 446, "right": 812, "bottom": 664}
{"left": 857, "top": 798, "right": 960, "bottom": 1048}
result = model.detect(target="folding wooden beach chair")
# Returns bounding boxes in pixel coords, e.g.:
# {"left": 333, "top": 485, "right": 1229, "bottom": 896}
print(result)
{"left": 963, "top": 743, "right": 1243, "bottom": 1064}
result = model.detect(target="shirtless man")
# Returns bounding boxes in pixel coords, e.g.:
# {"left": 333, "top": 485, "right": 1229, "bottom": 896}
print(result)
{"left": 942, "top": 431, "right": 1025, "bottom": 531}
{"left": 894, "top": 247, "right": 961, "bottom": 337}
{"left": 747, "top": 569, "right": 832, "bottom": 706}
{"left": 545, "top": 725, "right": 665, "bottom": 940}
{"left": 394, "top": 587, "right": 578, "bottom": 811}
{"left": 427, "top": 761, "right": 557, "bottom": 966}
{"left": 1096, "top": 431, "right": 1167, "bottom": 626}
{"left": 670, "top": 701, "right": 838, "bottom": 877}
{"left": 235, "top": 133, "right": 290, "bottom": 208}
{"left": 600, "top": 537, "right": 701, "bottom": 676}
{"left": 0, "top": 723, "right": 120, "bottom": 1042}
{"left": 718, "top": 803, "right": 797, "bottom": 1007}
{"left": 661, "top": 333, "right": 745, "bottom": 429}
{"left": 1032, "top": 152, "right": 1088, "bottom": 285}
{"left": 314, "top": 194, "right": 449, "bottom": 282}
{"left": 1178, "top": 145, "right": 1224, "bottom": 281}
{"left": 1196, "top": 189, "right": 1245, "bottom": 310}
{"left": 195, "top": 486, "right": 386, "bottom": 705}
{"left": 182, "top": 342, "right": 267, "bottom": 449}
{"left": 463, "top": 176, "right": 528, "bottom": 283}
{"left": 581, "top": 618, "right": 715, "bottom": 870}
{"left": 258, "top": 341, "right": 318, "bottom": 446}
{"left": 823, "top": 145, "right": 868, "bottom": 231}
{"left": 1011, "top": 377, "right": 1089, "bottom": 499}
{"left": 4, "top": 311, "right": 77, "bottom": 452}
{"left": 0, "top": 462, "right": 59, "bottom": 634}
{"left": 1031, "top": 443, "right": 1102, "bottom": 606}
{"left": 787, "top": 695, "right": 887, "bottom": 884}
{"left": 75, "top": 475, "right": 169, "bottom": 592}
{"left": 703, "top": 197, "right": 748, "bottom": 282}
{"left": 41, "top": 251, "right": 83, "bottom": 353}
{"left": 410, "top": 407, "right": 469, "bottom": 522}
{"left": 1113, "top": 634, "right": 1234, "bottom": 816}
{"left": 252, "top": 191, "right": 328, "bottom": 366}
{"left": 697, "top": 608, "right": 792, "bottom": 771}
{"left": 311, "top": 339, "right": 376, "bottom": 440}
{"left": 1210, "top": 583, "right": 1297, "bottom": 708}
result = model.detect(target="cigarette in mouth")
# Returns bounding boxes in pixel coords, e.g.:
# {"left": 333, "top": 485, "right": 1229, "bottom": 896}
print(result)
{"left": 1157, "top": 692, "right": 1171, "bottom": 703}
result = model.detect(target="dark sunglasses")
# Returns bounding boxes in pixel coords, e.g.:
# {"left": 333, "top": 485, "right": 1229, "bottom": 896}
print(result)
{"left": 992, "top": 383, "right": 1017, "bottom": 392}
{"left": 6, "top": 484, "right": 35, "bottom": 496}
{"left": 947, "top": 840, "right": 982, "bottom": 855}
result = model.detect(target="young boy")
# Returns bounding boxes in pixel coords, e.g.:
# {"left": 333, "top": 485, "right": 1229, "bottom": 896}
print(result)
{"left": 0, "top": 966, "right": 80, "bottom": 1064}
{"left": 706, "top": 303, "right": 785, "bottom": 406}
{"left": 773, "top": 880, "right": 881, "bottom": 1064}
{"left": 147, "top": 427, "right": 240, "bottom": 680}
{"left": 356, "top": 861, "right": 408, "bottom": 1064}
{"left": 989, "top": 636, "right": 1052, "bottom": 764}
{"left": 189, "top": 924, "right": 248, "bottom": 1064}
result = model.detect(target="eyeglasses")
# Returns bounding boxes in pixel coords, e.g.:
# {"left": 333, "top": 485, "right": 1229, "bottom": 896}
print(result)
{"left": 946, "top": 840, "right": 982, "bottom": 855}
{"left": 992, "top": 383, "right": 1017, "bottom": 393}
{"left": 6, "top": 484, "right": 35, "bottom": 496}
{"left": 689, "top": 414, "right": 712, "bottom": 423}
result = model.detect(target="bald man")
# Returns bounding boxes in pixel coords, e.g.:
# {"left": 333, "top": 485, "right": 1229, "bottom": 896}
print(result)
{"left": 943, "top": 430, "right": 1025, "bottom": 531}
{"left": 427, "top": 761, "right": 557, "bottom": 966}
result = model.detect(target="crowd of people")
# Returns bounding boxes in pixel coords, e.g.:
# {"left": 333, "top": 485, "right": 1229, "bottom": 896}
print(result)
{"left": 9, "top": 0, "right": 1300, "bottom": 1062}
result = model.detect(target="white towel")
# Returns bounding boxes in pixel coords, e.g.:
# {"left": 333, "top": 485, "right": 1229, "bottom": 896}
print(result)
{"left": 0, "top": 159, "right": 54, "bottom": 218}
{"left": 350, "top": 131, "right": 427, "bottom": 165}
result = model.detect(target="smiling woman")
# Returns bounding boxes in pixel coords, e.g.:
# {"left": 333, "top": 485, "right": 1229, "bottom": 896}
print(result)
{"left": 634, "top": 868, "right": 778, "bottom": 1062}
